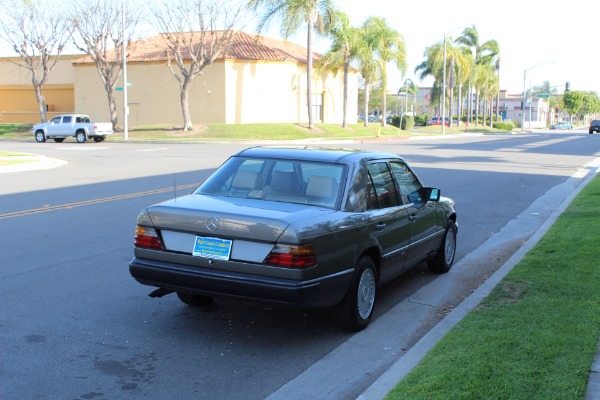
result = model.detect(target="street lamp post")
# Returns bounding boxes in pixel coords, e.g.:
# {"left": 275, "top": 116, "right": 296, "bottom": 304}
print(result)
{"left": 521, "top": 61, "right": 556, "bottom": 132}
{"left": 122, "top": 0, "right": 128, "bottom": 140}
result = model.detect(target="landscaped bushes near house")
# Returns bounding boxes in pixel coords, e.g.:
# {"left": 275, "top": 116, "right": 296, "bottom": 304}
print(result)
{"left": 493, "top": 120, "right": 516, "bottom": 130}
{"left": 415, "top": 114, "right": 428, "bottom": 126}
{"left": 401, "top": 115, "right": 415, "bottom": 130}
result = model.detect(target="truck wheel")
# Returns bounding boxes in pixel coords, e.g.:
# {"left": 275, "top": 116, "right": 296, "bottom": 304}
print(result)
{"left": 53, "top": 138, "right": 65, "bottom": 143}
{"left": 35, "top": 131, "right": 46, "bottom": 143}
{"left": 76, "top": 131, "right": 86, "bottom": 143}
{"left": 93, "top": 136, "right": 105, "bottom": 142}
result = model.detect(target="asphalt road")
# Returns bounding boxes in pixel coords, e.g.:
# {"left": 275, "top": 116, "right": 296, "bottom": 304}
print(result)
{"left": 2, "top": 132, "right": 600, "bottom": 400}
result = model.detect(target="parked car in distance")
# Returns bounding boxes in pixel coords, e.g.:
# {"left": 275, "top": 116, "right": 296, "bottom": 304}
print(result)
{"left": 427, "top": 116, "right": 449, "bottom": 126}
{"left": 590, "top": 120, "right": 600, "bottom": 134}
{"left": 129, "top": 146, "right": 458, "bottom": 331}
{"left": 358, "top": 115, "right": 378, "bottom": 123}
{"left": 550, "top": 121, "right": 573, "bottom": 130}
{"left": 33, "top": 114, "right": 113, "bottom": 143}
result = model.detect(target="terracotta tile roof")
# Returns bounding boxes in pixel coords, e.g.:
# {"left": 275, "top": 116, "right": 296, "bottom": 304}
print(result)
{"left": 72, "top": 31, "right": 320, "bottom": 65}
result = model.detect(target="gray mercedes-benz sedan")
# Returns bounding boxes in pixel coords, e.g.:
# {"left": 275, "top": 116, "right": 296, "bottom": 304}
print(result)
{"left": 129, "top": 146, "right": 457, "bottom": 331}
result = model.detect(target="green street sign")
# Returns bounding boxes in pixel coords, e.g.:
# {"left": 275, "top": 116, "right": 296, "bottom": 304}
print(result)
{"left": 115, "top": 83, "right": 132, "bottom": 91}
{"left": 538, "top": 94, "right": 550, "bottom": 98}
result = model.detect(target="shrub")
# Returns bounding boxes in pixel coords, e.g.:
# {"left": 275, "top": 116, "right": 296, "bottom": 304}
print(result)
{"left": 401, "top": 115, "right": 415, "bottom": 130}
{"left": 493, "top": 121, "right": 515, "bottom": 130}
{"left": 414, "top": 114, "right": 428, "bottom": 126}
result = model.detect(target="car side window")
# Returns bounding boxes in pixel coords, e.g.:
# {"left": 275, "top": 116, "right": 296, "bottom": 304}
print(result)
{"left": 367, "top": 162, "right": 400, "bottom": 209}
{"left": 51, "top": 116, "right": 61, "bottom": 124}
{"left": 62, "top": 116, "right": 72, "bottom": 124}
{"left": 390, "top": 162, "right": 421, "bottom": 204}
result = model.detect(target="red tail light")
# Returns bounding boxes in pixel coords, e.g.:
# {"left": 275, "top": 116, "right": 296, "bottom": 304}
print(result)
{"left": 134, "top": 225, "right": 164, "bottom": 250}
{"left": 264, "top": 244, "right": 316, "bottom": 268}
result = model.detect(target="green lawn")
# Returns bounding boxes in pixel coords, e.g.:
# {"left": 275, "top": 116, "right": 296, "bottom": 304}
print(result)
{"left": 0, "top": 122, "right": 502, "bottom": 142}
{"left": 0, "top": 151, "right": 36, "bottom": 166}
{"left": 386, "top": 176, "right": 600, "bottom": 399}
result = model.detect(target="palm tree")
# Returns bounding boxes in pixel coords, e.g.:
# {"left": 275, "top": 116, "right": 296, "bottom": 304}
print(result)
{"left": 456, "top": 26, "right": 501, "bottom": 124}
{"left": 362, "top": 17, "right": 406, "bottom": 127}
{"left": 249, "top": 0, "right": 334, "bottom": 129}
{"left": 317, "top": 10, "right": 358, "bottom": 128}
{"left": 480, "top": 40, "right": 501, "bottom": 121}
{"left": 443, "top": 37, "right": 465, "bottom": 127}
{"left": 415, "top": 43, "right": 444, "bottom": 115}
{"left": 473, "top": 64, "right": 495, "bottom": 126}
{"left": 401, "top": 78, "right": 418, "bottom": 117}
{"left": 356, "top": 41, "right": 380, "bottom": 127}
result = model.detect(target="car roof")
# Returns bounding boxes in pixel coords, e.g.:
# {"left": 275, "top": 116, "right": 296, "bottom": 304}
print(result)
{"left": 235, "top": 146, "right": 404, "bottom": 164}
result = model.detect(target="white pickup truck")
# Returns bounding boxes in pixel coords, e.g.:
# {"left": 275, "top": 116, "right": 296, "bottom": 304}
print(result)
{"left": 33, "top": 114, "right": 114, "bottom": 143}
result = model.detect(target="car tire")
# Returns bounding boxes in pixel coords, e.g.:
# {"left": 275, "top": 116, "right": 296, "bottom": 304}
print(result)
{"left": 53, "top": 138, "right": 65, "bottom": 143}
{"left": 335, "top": 256, "right": 377, "bottom": 331}
{"left": 35, "top": 131, "right": 46, "bottom": 143}
{"left": 427, "top": 220, "right": 457, "bottom": 274}
{"left": 76, "top": 131, "right": 86, "bottom": 143}
{"left": 93, "top": 136, "right": 105, "bottom": 142}
{"left": 177, "top": 292, "right": 214, "bottom": 307}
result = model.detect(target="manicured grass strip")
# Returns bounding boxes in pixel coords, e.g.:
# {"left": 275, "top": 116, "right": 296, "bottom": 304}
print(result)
{"left": 386, "top": 175, "right": 600, "bottom": 400}
{"left": 0, "top": 122, "right": 497, "bottom": 142}
{"left": 0, "top": 151, "right": 36, "bottom": 166}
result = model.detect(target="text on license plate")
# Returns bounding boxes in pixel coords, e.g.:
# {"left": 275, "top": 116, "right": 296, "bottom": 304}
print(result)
{"left": 192, "top": 236, "right": 232, "bottom": 260}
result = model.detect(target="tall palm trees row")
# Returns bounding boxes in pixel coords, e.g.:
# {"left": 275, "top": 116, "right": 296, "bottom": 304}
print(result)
{"left": 416, "top": 25, "right": 501, "bottom": 127}
{"left": 252, "top": 1, "right": 407, "bottom": 128}
{"left": 242, "top": 2, "right": 502, "bottom": 129}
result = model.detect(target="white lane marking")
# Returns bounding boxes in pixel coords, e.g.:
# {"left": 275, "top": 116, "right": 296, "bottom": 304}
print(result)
{"left": 57, "top": 147, "right": 109, "bottom": 151}
{"left": 136, "top": 148, "right": 169, "bottom": 152}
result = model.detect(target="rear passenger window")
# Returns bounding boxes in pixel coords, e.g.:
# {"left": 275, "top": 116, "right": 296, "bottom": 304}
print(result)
{"left": 367, "top": 162, "right": 399, "bottom": 208}
{"left": 390, "top": 162, "right": 421, "bottom": 204}
{"left": 62, "top": 116, "right": 72, "bottom": 123}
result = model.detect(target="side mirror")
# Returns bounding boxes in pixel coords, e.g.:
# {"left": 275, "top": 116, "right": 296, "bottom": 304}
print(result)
{"left": 407, "top": 187, "right": 440, "bottom": 206}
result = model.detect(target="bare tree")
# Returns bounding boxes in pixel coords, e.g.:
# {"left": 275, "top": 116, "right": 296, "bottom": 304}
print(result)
{"left": 70, "top": 0, "right": 144, "bottom": 130}
{"left": 151, "top": 0, "right": 248, "bottom": 130}
{"left": 0, "top": 0, "right": 73, "bottom": 123}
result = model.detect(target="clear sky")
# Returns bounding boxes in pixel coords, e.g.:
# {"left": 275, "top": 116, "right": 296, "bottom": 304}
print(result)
{"left": 286, "top": 0, "right": 600, "bottom": 96}
{"left": 2, "top": 0, "right": 597, "bottom": 97}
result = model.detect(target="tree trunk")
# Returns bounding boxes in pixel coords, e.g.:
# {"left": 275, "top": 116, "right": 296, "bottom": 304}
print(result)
{"left": 306, "top": 21, "right": 314, "bottom": 129}
{"left": 449, "top": 60, "right": 455, "bottom": 128}
{"left": 381, "top": 65, "right": 387, "bottom": 127}
{"left": 181, "top": 78, "right": 192, "bottom": 131}
{"left": 342, "top": 60, "right": 349, "bottom": 128}
{"left": 106, "top": 85, "right": 118, "bottom": 130}
{"left": 33, "top": 84, "right": 47, "bottom": 123}
{"left": 364, "top": 80, "right": 370, "bottom": 127}
{"left": 475, "top": 90, "right": 480, "bottom": 126}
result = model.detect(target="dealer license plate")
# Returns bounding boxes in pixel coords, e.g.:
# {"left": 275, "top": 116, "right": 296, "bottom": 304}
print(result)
{"left": 192, "top": 236, "right": 232, "bottom": 260}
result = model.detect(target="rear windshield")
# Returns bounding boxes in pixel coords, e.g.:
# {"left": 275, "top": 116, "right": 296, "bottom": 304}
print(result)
{"left": 196, "top": 156, "right": 345, "bottom": 209}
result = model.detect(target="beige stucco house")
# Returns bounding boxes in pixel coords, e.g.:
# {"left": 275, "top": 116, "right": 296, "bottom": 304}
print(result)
{"left": 0, "top": 31, "right": 358, "bottom": 127}
{"left": 0, "top": 55, "right": 77, "bottom": 123}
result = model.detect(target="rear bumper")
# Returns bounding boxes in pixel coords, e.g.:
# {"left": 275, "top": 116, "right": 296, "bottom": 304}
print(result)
{"left": 129, "top": 257, "right": 353, "bottom": 308}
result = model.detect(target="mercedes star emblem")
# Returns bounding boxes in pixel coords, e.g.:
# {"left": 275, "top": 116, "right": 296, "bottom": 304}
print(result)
{"left": 206, "top": 217, "right": 219, "bottom": 231}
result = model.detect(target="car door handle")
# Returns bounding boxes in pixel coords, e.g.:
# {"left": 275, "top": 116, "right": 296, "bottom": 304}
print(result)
{"left": 409, "top": 215, "right": 418, "bottom": 223}
{"left": 376, "top": 222, "right": 386, "bottom": 231}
